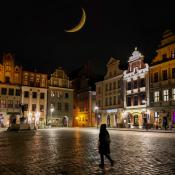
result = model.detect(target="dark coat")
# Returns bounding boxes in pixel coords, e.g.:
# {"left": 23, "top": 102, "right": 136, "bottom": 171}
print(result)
{"left": 99, "top": 130, "right": 110, "bottom": 154}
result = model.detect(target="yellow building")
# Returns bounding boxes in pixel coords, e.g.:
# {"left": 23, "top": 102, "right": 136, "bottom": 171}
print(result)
{"left": 150, "top": 30, "right": 175, "bottom": 129}
{"left": 70, "top": 63, "right": 101, "bottom": 127}
{"left": 0, "top": 53, "right": 22, "bottom": 127}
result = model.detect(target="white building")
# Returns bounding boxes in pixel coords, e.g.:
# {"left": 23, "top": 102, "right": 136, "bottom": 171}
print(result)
{"left": 123, "top": 48, "right": 149, "bottom": 128}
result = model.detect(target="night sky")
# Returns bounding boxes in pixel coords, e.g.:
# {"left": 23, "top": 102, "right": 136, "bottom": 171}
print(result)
{"left": 0, "top": 0, "right": 175, "bottom": 75}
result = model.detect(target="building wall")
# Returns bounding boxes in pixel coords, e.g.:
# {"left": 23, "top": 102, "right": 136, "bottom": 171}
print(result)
{"left": 0, "top": 53, "right": 22, "bottom": 127}
{"left": 47, "top": 67, "right": 73, "bottom": 127}
{"left": 150, "top": 30, "right": 175, "bottom": 129}
{"left": 96, "top": 58, "right": 123, "bottom": 128}
{"left": 21, "top": 86, "right": 47, "bottom": 127}
{"left": 47, "top": 87, "right": 73, "bottom": 127}
{"left": 21, "top": 71, "right": 48, "bottom": 128}
{"left": 123, "top": 48, "right": 149, "bottom": 128}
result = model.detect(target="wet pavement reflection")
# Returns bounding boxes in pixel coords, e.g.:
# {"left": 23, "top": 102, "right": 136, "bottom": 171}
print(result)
{"left": 0, "top": 128, "right": 175, "bottom": 175}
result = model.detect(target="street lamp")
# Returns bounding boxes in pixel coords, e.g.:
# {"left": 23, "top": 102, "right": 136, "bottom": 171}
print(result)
{"left": 50, "top": 106, "right": 54, "bottom": 126}
{"left": 34, "top": 112, "right": 40, "bottom": 130}
{"left": 94, "top": 106, "right": 99, "bottom": 128}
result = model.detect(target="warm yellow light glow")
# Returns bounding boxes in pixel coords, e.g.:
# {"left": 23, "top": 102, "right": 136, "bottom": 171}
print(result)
{"left": 65, "top": 8, "right": 86, "bottom": 33}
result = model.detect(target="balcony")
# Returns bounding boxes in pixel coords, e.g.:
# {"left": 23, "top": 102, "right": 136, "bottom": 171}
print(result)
{"left": 127, "top": 90, "right": 132, "bottom": 95}
{"left": 133, "top": 89, "right": 138, "bottom": 93}
{"left": 140, "top": 87, "right": 145, "bottom": 92}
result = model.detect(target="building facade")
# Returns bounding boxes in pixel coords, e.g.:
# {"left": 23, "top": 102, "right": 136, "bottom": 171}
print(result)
{"left": 70, "top": 63, "right": 102, "bottom": 127}
{"left": 21, "top": 71, "right": 48, "bottom": 128}
{"left": 0, "top": 53, "right": 22, "bottom": 127}
{"left": 123, "top": 48, "right": 149, "bottom": 128}
{"left": 47, "top": 67, "right": 73, "bottom": 127}
{"left": 150, "top": 30, "right": 175, "bottom": 129}
{"left": 96, "top": 58, "right": 123, "bottom": 127}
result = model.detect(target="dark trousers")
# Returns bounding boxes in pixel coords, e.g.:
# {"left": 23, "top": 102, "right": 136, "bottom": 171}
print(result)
{"left": 100, "top": 153, "right": 113, "bottom": 165}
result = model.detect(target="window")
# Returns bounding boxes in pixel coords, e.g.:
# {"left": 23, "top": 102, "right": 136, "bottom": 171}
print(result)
{"left": 133, "top": 80, "right": 137, "bottom": 89}
{"left": 24, "top": 104, "right": 28, "bottom": 111}
{"left": 154, "top": 91, "right": 159, "bottom": 102}
{"left": 5, "top": 76, "right": 10, "bottom": 83}
{"left": 9, "top": 88, "right": 14, "bottom": 96}
{"left": 154, "top": 72, "right": 159, "bottom": 82}
{"left": 105, "top": 84, "right": 108, "bottom": 91}
{"left": 109, "top": 97, "right": 112, "bottom": 106}
{"left": 15, "top": 101, "right": 20, "bottom": 108}
{"left": 113, "top": 96, "right": 116, "bottom": 105}
{"left": 1, "top": 88, "right": 7, "bottom": 95}
{"left": 140, "top": 93, "right": 146, "bottom": 105}
{"left": 65, "top": 103, "right": 69, "bottom": 111}
{"left": 32, "top": 104, "right": 36, "bottom": 111}
{"left": 134, "top": 96, "right": 138, "bottom": 106}
{"left": 162, "top": 54, "right": 167, "bottom": 60}
{"left": 65, "top": 93, "right": 69, "bottom": 98}
{"left": 105, "top": 98, "right": 108, "bottom": 106}
{"left": 58, "top": 102, "right": 62, "bottom": 111}
{"left": 98, "top": 100, "right": 101, "bottom": 107}
{"left": 118, "top": 80, "right": 120, "bottom": 88}
{"left": 172, "top": 89, "right": 175, "bottom": 100}
{"left": 118, "top": 95, "right": 121, "bottom": 105}
{"left": 51, "top": 91, "right": 55, "bottom": 97}
{"left": 24, "top": 91, "right": 29, "bottom": 98}
{"left": 40, "top": 105, "right": 44, "bottom": 112}
{"left": 8, "top": 100, "right": 13, "bottom": 108}
{"left": 127, "top": 82, "right": 131, "bottom": 90}
{"left": 140, "top": 78, "right": 145, "bottom": 87}
{"left": 16, "top": 89, "right": 20, "bottom": 96}
{"left": 127, "top": 96, "right": 131, "bottom": 106}
{"left": 163, "top": 89, "right": 169, "bottom": 101}
{"left": 32, "top": 92, "right": 37, "bottom": 98}
{"left": 98, "top": 87, "right": 101, "bottom": 94}
{"left": 172, "top": 68, "right": 175, "bottom": 79}
{"left": 40, "top": 93, "right": 45, "bottom": 99}
{"left": 113, "top": 82, "right": 116, "bottom": 89}
{"left": 109, "top": 83, "right": 112, "bottom": 91}
{"left": 0, "top": 100, "right": 6, "bottom": 108}
{"left": 162, "top": 70, "right": 168, "bottom": 80}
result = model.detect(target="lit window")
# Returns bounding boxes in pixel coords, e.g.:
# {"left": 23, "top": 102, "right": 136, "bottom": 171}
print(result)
{"left": 172, "top": 89, "right": 175, "bottom": 100}
{"left": 154, "top": 91, "right": 159, "bottom": 102}
{"left": 163, "top": 89, "right": 169, "bottom": 101}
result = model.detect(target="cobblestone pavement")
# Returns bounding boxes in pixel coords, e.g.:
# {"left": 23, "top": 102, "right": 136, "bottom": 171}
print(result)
{"left": 0, "top": 128, "right": 175, "bottom": 175}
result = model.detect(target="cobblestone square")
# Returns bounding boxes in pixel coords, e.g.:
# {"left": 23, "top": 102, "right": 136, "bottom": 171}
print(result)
{"left": 0, "top": 128, "right": 175, "bottom": 175}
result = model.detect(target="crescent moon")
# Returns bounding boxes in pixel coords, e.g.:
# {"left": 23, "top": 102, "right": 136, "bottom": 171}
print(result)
{"left": 65, "top": 8, "right": 86, "bottom": 33}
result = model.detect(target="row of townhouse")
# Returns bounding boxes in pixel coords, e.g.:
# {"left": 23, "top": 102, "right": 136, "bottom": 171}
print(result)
{"left": 96, "top": 30, "right": 175, "bottom": 129}
{"left": 0, "top": 54, "right": 73, "bottom": 128}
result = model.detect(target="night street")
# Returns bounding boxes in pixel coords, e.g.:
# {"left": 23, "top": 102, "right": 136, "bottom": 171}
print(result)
{"left": 0, "top": 128, "right": 175, "bottom": 175}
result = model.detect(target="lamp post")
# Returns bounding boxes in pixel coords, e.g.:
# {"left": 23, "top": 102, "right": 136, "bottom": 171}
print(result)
{"left": 94, "top": 106, "right": 99, "bottom": 128}
{"left": 50, "top": 106, "right": 54, "bottom": 127}
{"left": 142, "top": 98, "right": 148, "bottom": 130}
{"left": 34, "top": 112, "right": 40, "bottom": 130}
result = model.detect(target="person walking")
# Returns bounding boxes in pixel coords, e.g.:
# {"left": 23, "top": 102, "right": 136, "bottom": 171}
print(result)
{"left": 98, "top": 124, "right": 114, "bottom": 168}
